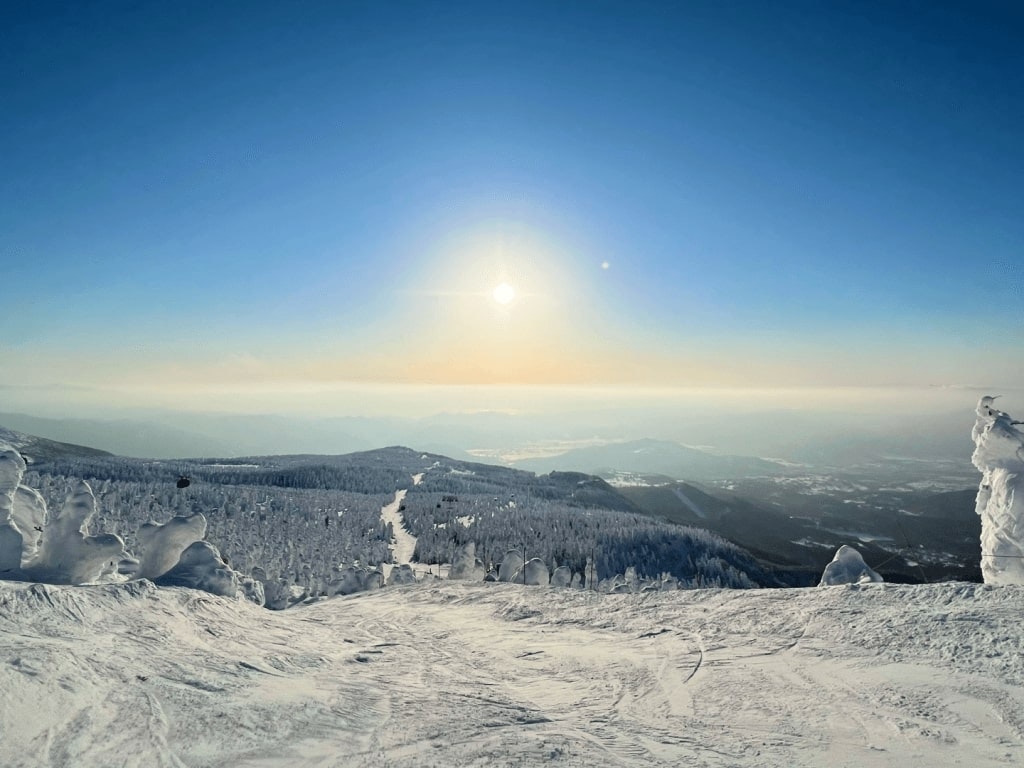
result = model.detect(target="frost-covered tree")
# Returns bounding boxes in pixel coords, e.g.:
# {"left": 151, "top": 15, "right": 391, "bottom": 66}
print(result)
{"left": 819, "top": 545, "right": 883, "bottom": 586}
{"left": 972, "top": 396, "right": 1024, "bottom": 585}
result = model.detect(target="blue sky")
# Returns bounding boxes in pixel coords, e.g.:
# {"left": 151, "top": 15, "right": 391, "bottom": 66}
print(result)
{"left": 1, "top": 0, "right": 1021, "bottom": 413}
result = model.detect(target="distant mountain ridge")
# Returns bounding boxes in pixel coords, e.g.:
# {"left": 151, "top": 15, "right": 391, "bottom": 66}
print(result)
{"left": 510, "top": 438, "right": 787, "bottom": 481}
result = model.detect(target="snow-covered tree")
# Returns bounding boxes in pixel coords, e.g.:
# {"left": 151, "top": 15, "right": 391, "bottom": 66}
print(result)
{"left": 972, "top": 396, "right": 1024, "bottom": 585}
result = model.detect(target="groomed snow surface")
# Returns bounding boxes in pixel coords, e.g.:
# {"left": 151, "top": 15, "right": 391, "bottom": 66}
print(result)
{"left": 2, "top": 580, "right": 1022, "bottom": 767}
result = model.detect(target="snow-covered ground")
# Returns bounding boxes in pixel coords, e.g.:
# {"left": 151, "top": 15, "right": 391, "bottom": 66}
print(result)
{"left": 379, "top": 489, "right": 417, "bottom": 565}
{"left": 2, "top": 579, "right": 1022, "bottom": 767}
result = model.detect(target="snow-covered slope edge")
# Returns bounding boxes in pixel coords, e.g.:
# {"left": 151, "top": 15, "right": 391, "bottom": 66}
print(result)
{"left": 2, "top": 579, "right": 1022, "bottom": 767}
{"left": 0, "top": 425, "right": 112, "bottom": 462}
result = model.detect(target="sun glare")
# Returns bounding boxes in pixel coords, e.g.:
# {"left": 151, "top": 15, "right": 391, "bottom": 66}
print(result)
{"left": 492, "top": 282, "right": 516, "bottom": 305}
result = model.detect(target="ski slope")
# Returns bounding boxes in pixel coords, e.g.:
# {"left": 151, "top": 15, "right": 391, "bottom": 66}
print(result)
{"left": 379, "top": 489, "right": 417, "bottom": 565}
{"left": 2, "top": 579, "right": 1023, "bottom": 767}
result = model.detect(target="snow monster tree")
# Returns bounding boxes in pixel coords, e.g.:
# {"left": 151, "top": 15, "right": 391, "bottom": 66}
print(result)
{"left": 972, "top": 396, "right": 1024, "bottom": 585}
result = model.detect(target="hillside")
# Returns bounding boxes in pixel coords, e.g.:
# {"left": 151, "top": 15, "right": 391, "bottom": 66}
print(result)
{"left": 619, "top": 480, "right": 983, "bottom": 584}
{"left": 23, "top": 446, "right": 772, "bottom": 594}
{"left": 0, "top": 425, "right": 112, "bottom": 463}
{"left": 1, "top": 579, "right": 1022, "bottom": 767}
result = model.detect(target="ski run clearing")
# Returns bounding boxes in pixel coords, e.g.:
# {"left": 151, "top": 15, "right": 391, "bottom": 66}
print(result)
{"left": 2, "top": 579, "right": 1023, "bottom": 767}
{"left": 379, "top": 489, "right": 417, "bottom": 566}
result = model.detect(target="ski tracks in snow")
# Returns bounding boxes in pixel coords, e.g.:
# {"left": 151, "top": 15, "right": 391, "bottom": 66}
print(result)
{"left": 3, "top": 581, "right": 1024, "bottom": 766}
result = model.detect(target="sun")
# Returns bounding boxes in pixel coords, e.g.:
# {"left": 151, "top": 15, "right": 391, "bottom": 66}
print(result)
{"left": 492, "top": 282, "right": 516, "bottom": 305}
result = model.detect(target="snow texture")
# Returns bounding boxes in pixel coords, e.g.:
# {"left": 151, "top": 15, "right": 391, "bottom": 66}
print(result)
{"left": 2, "top": 579, "right": 1023, "bottom": 767}
{"left": 153, "top": 540, "right": 239, "bottom": 597}
{"left": 972, "top": 396, "right": 1024, "bottom": 585}
{"left": 12, "top": 485, "right": 47, "bottom": 566}
{"left": 25, "top": 481, "right": 133, "bottom": 585}
{"left": 819, "top": 544, "right": 884, "bottom": 586}
{"left": 135, "top": 513, "right": 207, "bottom": 579}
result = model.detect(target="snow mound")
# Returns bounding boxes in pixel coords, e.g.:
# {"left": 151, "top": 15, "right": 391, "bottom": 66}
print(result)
{"left": 328, "top": 565, "right": 384, "bottom": 596}
{"left": 819, "top": 545, "right": 884, "bottom": 586}
{"left": 498, "top": 549, "right": 524, "bottom": 582}
{"left": 551, "top": 565, "right": 572, "bottom": 587}
{"left": 153, "top": 540, "right": 240, "bottom": 598}
{"left": 387, "top": 563, "right": 417, "bottom": 586}
{"left": 972, "top": 396, "right": 1024, "bottom": 585}
{"left": 523, "top": 557, "right": 550, "bottom": 586}
{"left": 135, "top": 513, "right": 208, "bottom": 579}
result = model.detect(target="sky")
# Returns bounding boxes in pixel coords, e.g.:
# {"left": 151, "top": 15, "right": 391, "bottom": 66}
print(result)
{"left": 1, "top": 0, "right": 1022, "bottom": 421}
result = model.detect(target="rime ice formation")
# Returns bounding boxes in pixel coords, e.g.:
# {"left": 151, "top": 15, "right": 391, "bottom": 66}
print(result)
{"left": 0, "top": 449, "right": 25, "bottom": 516}
{"left": 498, "top": 549, "right": 524, "bottom": 582}
{"left": 135, "top": 514, "right": 208, "bottom": 579}
{"left": 239, "top": 576, "right": 265, "bottom": 606}
{"left": 819, "top": 545, "right": 883, "bottom": 586}
{"left": 0, "top": 450, "right": 26, "bottom": 573}
{"left": 387, "top": 563, "right": 417, "bottom": 586}
{"left": 524, "top": 558, "right": 550, "bottom": 586}
{"left": 449, "top": 541, "right": 485, "bottom": 581}
{"left": 328, "top": 565, "right": 384, "bottom": 596}
{"left": 154, "top": 541, "right": 240, "bottom": 597}
{"left": 551, "top": 565, "right": 572, "bottom": 587}
{"left": 972, "top": 396, "right": 1024, "bottom": 585}
{"left": 26, "top": 481, "right": 133, "bottom": 584}
{"left": 0, "top": 447, "right": 251, "bottom": 600}
{"left": 251, "top": 568, "right": 296, "bottom": 610}
{"left": 13, "top": 486, "right": 47, "bottom": 566}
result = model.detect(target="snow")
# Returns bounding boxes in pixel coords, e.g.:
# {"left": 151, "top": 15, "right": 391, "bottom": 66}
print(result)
{"left": 1, "top": 579, "right": 1023, "bottom": 767}
{"left": 972, "top": 396, "right": 1024, "bottom": 585}
{"left": 25, "top": 481, "right": 133, "bottom": 585}
{"left": 379, "top": 489, "right": 417, "bottom": 564}
{"left": 0, "top": 450, "right": 257, "bottom": 600}
{"left": 551, "top": 565, "right": 572, "bottom": 587}
{"left": 135, "top": 514, "right": 208, "bottom": 579}
{"left": 11, "top": 485, "right": 46, "bottom": 565}
{"left": 523, "top": 557, "right": 550, "bottom": 586}
{"left": 449, "top": 541, "right": 486, "bottom": 581}
{"left": 498, "top": 549, "right": 524, "bottom": 582}
{"left": 820, "top": 545, "right": 884, "bottom": 586}
{"left": 0, "top": 450, "right": 26, "bottom": 573}
{"left": 153, "top": 540, "right": 240, "bottom": 598}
